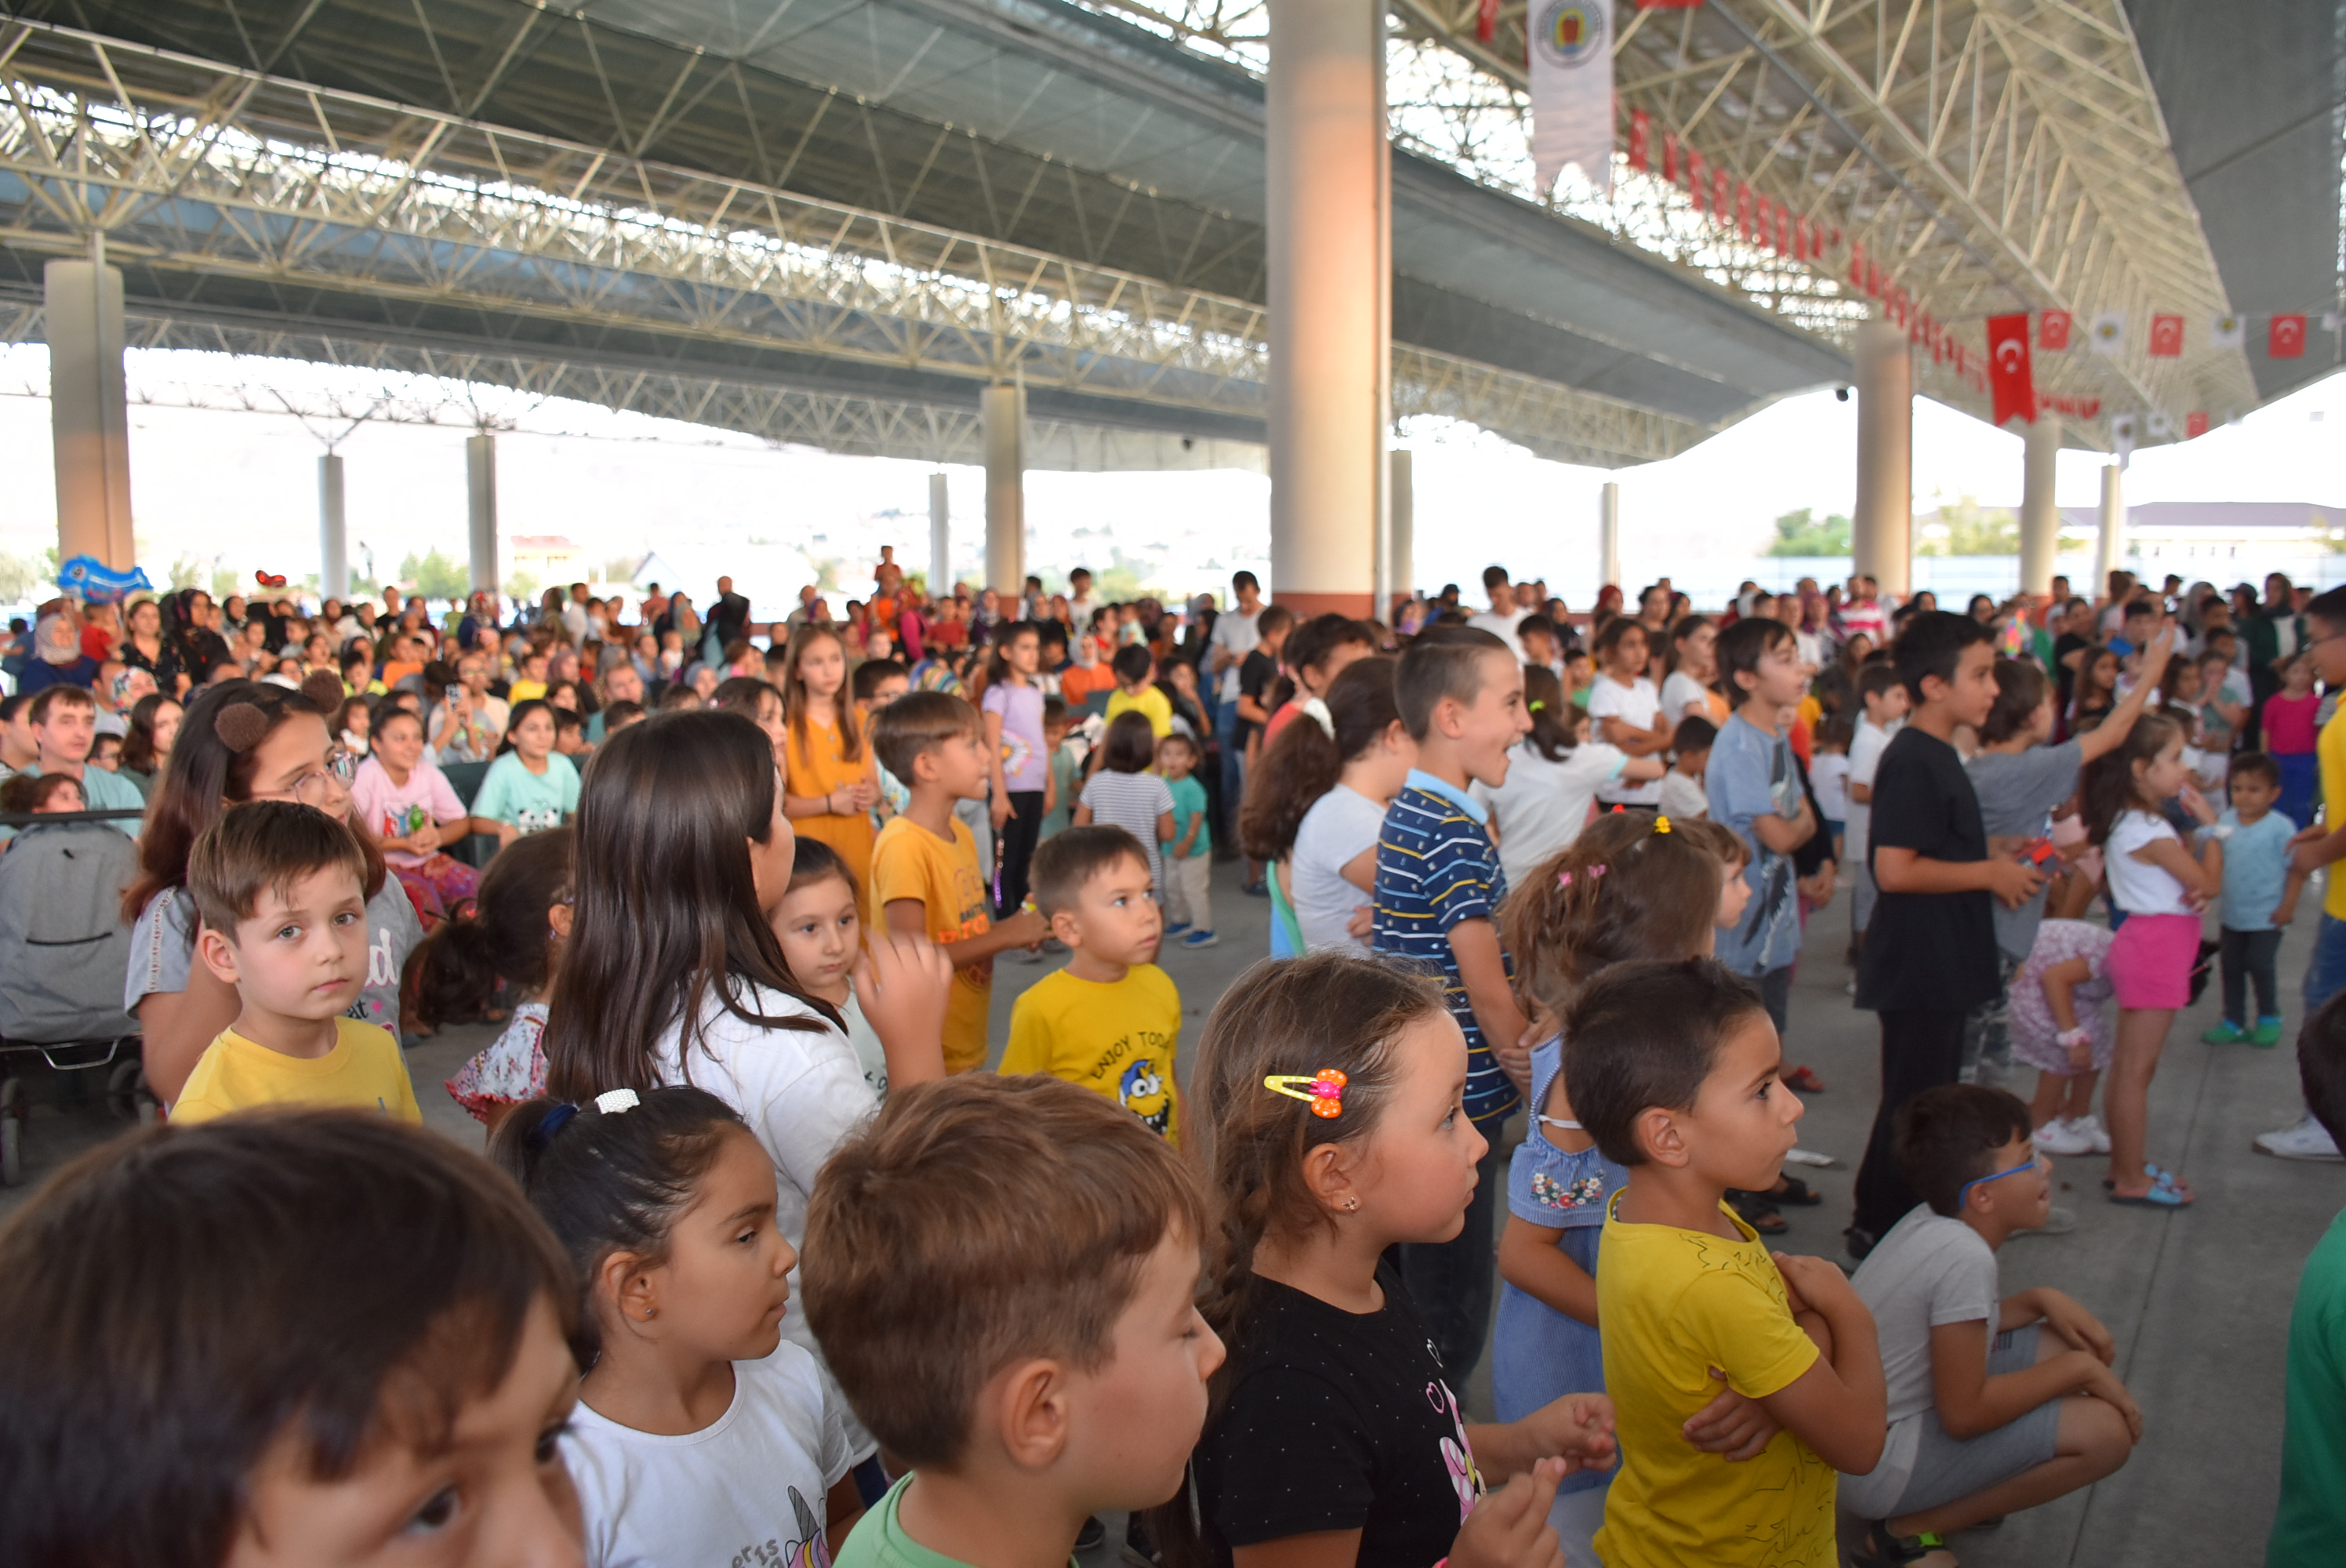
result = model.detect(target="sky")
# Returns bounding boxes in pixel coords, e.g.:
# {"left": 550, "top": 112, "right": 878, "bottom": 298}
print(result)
{"left": 0, "top": 343, "right": 2337, "bottom": 616}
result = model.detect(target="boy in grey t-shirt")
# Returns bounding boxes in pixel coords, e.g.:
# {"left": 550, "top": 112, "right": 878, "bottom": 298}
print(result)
{"left": 1839, "top": 1086, "right": 2137, "bottom": 1559}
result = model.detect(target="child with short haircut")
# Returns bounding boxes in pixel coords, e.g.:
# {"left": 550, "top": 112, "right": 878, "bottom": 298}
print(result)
{"left": 601, "top": 696, "right": 648, "bottom": 734}
{"left": 2202, "top": 751, "right": 2307, "bottom": 1046}
{"left": 1707, "top": 615, "right": 1817, "bottom": 1033}
{"left": 1004, "top": 825, "right": 1180, "bottom": 1138}
{"left": 1104, "top": 642, "right": 1173, "bottom": 737}
{"left": 18, "top": 684, "right": 144, "bottom": 838}
{"left": 2266, "top": 653, "right": 2322, "bottom": 828}
{"left": 1852, "top": 613, "right": 2043, "bottom": 1254}
{"left": 2270, "top": 990, "right": 2346, "bottom": 1563}
{"left": 1841, "top": 1084, "right": 2137, "bottom": 1560}
{"left": 0, "top": 1109, "right": 583, "bottom": 1566}
{"left": 1180, "top": 955, "right": 1615, "bottom": 1568}
{"left": 1373, "top": 626, "right": 1535, "bottom": 1375}
{"left": 1657, "top": 714, "right": 1715, "bottom": 820}
{"left": 805, "top": 1073, "right": 1225, "bottom": 1568}
{"left": 853, "top": 655, "right": 915, "bottom": 821}
{"left": 871, "top": 691, "right": 1048, "bottom": 1073}
{"left": 1564, "top": 956, "right": 1886, "bottom": 1568}
{"left": 1810, "top": 711, "right": 1853, "bottom": 855}
{"left": 1156, "top": 730, "right": 1216, "bottom": 946}
{"left": 498, "top": 1086, "right": 862, "bottom": 1567}
{"left": 1847, "top": 657, "right": 1912, "bottom": 956}
{"left": 1037, "top": 695, "right": 1080, "bottom": 840}
{"left": 428, "top": 826, "right": 576, "bottom": 1124}
{"left": 772, "top": 838, "right": 892, "bottom": 1098}
{"left": 1076, "top": 710, "right": 1177, "bottom": 893}
{"left": 173, "top": 800, "right": 422, "bottom": 1125}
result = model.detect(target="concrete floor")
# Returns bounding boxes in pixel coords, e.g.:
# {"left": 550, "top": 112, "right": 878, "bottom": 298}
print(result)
{"left": 2, "top": 858, "right": 2333, "bottom": 1566}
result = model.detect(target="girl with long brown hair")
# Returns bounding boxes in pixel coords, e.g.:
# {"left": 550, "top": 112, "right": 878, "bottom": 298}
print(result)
{"left": 776, "top": 622, "right": 878, "bottom": 888}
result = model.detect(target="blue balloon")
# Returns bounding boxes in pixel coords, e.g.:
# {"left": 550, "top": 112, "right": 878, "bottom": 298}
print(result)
{"left": 56, "top": 554, "right": 154, "bottom": 604}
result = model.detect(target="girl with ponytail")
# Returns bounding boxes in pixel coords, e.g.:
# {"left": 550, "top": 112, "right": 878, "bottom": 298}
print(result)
{"left": 431, "top": 826, "right": 576, "bottom": 1126}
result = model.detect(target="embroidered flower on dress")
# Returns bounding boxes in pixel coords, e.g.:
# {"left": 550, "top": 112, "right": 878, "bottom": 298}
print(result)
{"left": 1531, "top": 1171, "right": 1607, "bottom": 1209}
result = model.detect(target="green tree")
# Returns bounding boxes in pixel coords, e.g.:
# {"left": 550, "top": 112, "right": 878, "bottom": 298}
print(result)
{"left": 168, "top": 553, "right": 211, "bottom": 592}
{"left": 398, "top": 548, "right": 471, "bottom": 601}
{"left": 0, "top": 545, "right": 57, "bottom": 602}
{"left": 1766, "top": 509, "right": 1853, "bottom": 557}
{"left": 1917, "top": 497, "right": 2019, "bottom": 557}
{"left": 504, "top": 570, "right": 540, "bottom": 603}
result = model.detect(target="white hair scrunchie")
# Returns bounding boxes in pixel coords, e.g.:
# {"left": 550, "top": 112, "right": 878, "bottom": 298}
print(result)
{"left": 1301, "top": 696, "right": 1335, "bottom": 740}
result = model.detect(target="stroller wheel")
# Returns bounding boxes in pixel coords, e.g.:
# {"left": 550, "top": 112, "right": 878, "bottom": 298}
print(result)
{"left": 1, "top": 1113, "right": 20, "bottom": 1186}
{"left": 107, "top": 1057, "right": 154, "bottom": 1123}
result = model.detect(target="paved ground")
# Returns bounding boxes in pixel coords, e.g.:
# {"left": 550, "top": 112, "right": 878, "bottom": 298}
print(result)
{"left": 4, "top": 857, "right": 2334, "bottom": 1566}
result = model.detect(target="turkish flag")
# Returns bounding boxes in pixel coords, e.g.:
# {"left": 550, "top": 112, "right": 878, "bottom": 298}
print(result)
{"left": 2148, "top": 314, "right": 2184, "bottom": 357}
{"left": 1986, "top": 313, "right": 2038, "bottom": 426}
{"left": 1713, "top": 167, "right": 1730, "bottom": 223}
{"left": 1687, "top": 149, "right": 1706, "bottom": 212}
{"left": 1628, "top": 109, "right": 1651, "bottom": 172}
{"left": 1477, "top": 0, "right": 1498, "bottom": 42}
{"left": 2039, "top": 310, "right": 2072, "bottom": 351}
{"left": 2272, "top": 314, "right": 2308, "bottom": 358}
{"left": 1662, "top": 130, "right": 1679, "bottom": 184}
{"left": 2185, "top": 412, "right": 2210, "bottom": 439}
{"left": 1794, "top": 216, "right": 1810, "bottom": 260}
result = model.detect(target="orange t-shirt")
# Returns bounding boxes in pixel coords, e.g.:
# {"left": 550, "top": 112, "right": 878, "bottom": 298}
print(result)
{"left": 787, "top": 713, "right": 877, "bottom": 891}
{"left": 868, "top": 815, "right": 994, "bottom": 1073}
{"left": 1059, "top": 663, "right": 1113, "bottom": 706}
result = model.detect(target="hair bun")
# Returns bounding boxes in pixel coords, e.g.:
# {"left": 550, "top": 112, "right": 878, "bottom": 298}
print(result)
{"left": 300, "top": 670, "right": 347, "bottom": 713}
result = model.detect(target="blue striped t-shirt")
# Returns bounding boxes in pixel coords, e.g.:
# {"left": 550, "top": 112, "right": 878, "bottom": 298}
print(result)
{"left": 1371, "top": 770, "right": 1520, "bottom": 1124}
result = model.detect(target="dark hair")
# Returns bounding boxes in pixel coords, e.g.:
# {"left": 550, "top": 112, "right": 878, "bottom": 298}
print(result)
{"left": 370, "top": 701, "right": 425, "bottom": 742}
{"left": 493, "top": 1085, "right": 749, "bottom": 1363}
{"left": 1671, "top": 715, "right": 1717, "bottom": 756}
{"left": 601, "top": 699, "right": 646, "bottom": 730}
{"left": 1239, "top": 655, "right": 1398, "bottom": 862}
{"left": 1254, "top": 604, "right": 1295, "bottom": 639}
{"left": 1521, "top": 664, "right": 1579, "bottom": 761}
{"left": 805, "top": 1073, "right": 1204, "bottom": 1468}
{"left": 543, "top": 712, "right": 832, "bottom": 1101}
{"left": 985, "top": 621, "right": 1043, "bottom": 686}
{"left": 713, "top": 676, "right": 780, "bottom": 719}
{"left": 1815, "top": 710, "right": 1854, "bottom": 751}
{"left": 1979, "top": 658, "right": 2050, "bottom": 745}
{"left": 496, "top": 698, "right": 556, "bottom": 757}
{"left": 872, "top": 691, "right": 980, "bottom": 781}
{"left": 0, "top": 691, "right": 29, "bottom": 725}
{"left": 1517, "top": 612, "right": 1557, "bottom": 648}
{"left": 779, "top": 623, "right": 862, "bottom": 766}
{"left": 851, "top": 658, "right": 909, "bottom": 703}
{"left": 1563, "top": 956, "right": 1769, "bottom": 1166}
{"left": 1097, "top": 710, "right": 1157, "bottom": 774}
{"left": 1395, "top": 626, "right": 1511, "bottom": 740}
{"left": 187, "top": 801, "right": 371, "bottom": 936}
{"left": 1482, "top": 564, "right": 1510, "bottom": 593}
{"left": 1855, "top": 658, "right": 1905, "bottom": 706}
{"left": 413, "top": 827, "right": 574, "bottom": 1029}
{"left": 2081, "top": 709, "right": 2183, "bottom": 845}
{"left": 1110, "top": 642, "right": 1155, "bottom": 686}
{"left": 1715, "top": 615, "right": 1789, "bottom": 699}
{"left": 789, "top": 834, "right": 858, "bottom": 897}
{"left": 1895, "top": 1084, "right": 2036, "bottom": 1216}
{"left": 1502, "top": 811, "right": 1732, "bottom": 1020}
{"left": 27, "top": 684, "right": 95, "bottom": 724}
{"left": 2229, "top": 750, "right": 2281, "bottom": 790}
{"left": 0, "top": 1111, "right": 572, "bottom": 1568}
{"left": 1591, "top": 615, "right": 1647, "bottom": 666}
{"left": 1892, "top": 610, "right": 1993, "bottom": 704}
{"left": 2304, "top": 583, "right": 2346, "bottom": 633}
{"left": 1042, "top": 695, "right": 1071, "bottom": 731}
{"left": 1031, "top": 824, "right": 1151, "bottom": 917}
{"left": 2299, "top": 990, "right": 2346, "bottom": 1147}
{"left": 0, "top": 771, "right": 81, "bottom": 813}
{"left": 1283, "top": 613, "right": 1374, "bottom": 681}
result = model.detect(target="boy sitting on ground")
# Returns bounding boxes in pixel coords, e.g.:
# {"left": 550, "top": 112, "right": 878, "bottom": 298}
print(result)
{"left": 1841, "top": 1083, "right": 2139, "bottom": 1563}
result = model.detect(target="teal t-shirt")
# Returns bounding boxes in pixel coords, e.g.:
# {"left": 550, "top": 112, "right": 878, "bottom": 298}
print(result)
{"left": 2272, "top": 1207, "right": 2346, "bottom": 1566}
{"left": 1040, "top": 742, "right": 1080, "bottom": 840}
{"left": 1168, "top": 771, "right": 1211, "bottom": 858}
{"left": 837, "top": 1474, "right": 1076, "bottom": 1568}
{"left": 468, "top": 750, "right": 579, "bottom": 835}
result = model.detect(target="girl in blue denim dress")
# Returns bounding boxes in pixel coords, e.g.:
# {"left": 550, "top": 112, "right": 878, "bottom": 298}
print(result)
{"left": 1491, "top": 813, "right": 1757, "bottom": 1523}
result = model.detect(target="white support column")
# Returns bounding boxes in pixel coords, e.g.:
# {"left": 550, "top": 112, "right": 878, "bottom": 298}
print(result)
{"left": 1600, "top": 482, "right": 1622, "bottom": 593}
{"left": 45, "top": 256, "right": 136, "bottom": 570}
{"left": 1851, "top": 317, "right": 1914, "bottom": 600}
{"left": 982, "top": 384, "right": 1024, "bottom": 597}
{"left": 1266, "top": 0, "right": 1388, "bottom": 619}
{"left": 2017, "top": 414, "right": 2060, "bottom": 599}
{"left": 318, "top": 452, "right": 347, "bottom": 602}
{"left": 466, "top": 433, "right": 499, "bottom": 595}
{"left": 2096, "top": 464, "right": 2125, "bottom": 586}
{"left": 1385, "top": 448, "right": 1412, "bottom": 612}
{"left": 928, "top": 472, "right": 950, "bottom": 594}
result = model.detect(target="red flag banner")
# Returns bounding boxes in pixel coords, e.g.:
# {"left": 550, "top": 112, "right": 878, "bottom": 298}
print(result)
{"left": 1687, "top": 149, "right": 1705, "bottom": 212}
{"left": 1986, "top": 313, "right": 2036, "bottom": 426}
{"left": 2271, "top": 314, "right": 2308, "bottom": 358}
{"left": 1734, "top": 182, "right": 1752, "bottom": 239}
{"left": 1848, "top": 241, "right": 1864, "bottom": 291}
{"left": 2148, "top": 314, "right": 2184, "bottom": 357}
{"left": 1773, "top": 203, "right": 1788, "bottom": 255}
{"left": 1627, "top": 108, "right": 1651, "bottom": 171}
{"left": 2039, "top": 310, "right": 2072, "bottom": 351}
{"left": 2185, "top": 412, "right": 2210, "bottom": 438}
{"left": 1712, "top": 167, "right": 1730, "bottom": 223}
{"left": 1477, "top": 0, "right": 1499, "bottom": 42}
{"left": 1793, "top": 215, "right": 1810, "bottom": 260}
{"left": 1661, "top": 130, "right": 1678, "bottom": 184}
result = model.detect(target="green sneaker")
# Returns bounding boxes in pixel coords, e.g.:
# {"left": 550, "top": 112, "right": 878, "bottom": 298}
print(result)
{"left": 2202, "top": 1022, "right": 2252, "bottom": 1045}
{"left": 2253, "top": 1018, "right": 2286, "bottom": 1047}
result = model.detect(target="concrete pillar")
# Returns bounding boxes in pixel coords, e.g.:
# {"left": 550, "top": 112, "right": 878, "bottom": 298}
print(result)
{"left": 318, "top": 452, "right": 348, "bottom": 603}
{"left": 928, "top": 472, "right": 950, "bottom": 594}
{"left": 1266, "top": 0, "right": 1389, "bottom": 619}
{"left": 1600, "top": 482, "right": 1622, "bottom": 593}
{"left": 1385, "top": 448, "right": 1412, "bottom": 614}
{"left": 1851, "top": 317, "right": 1914, "bottom": 599}
{"left": 2017, "top": 414, "right": 2060, "bottom": 600}
{"left": 466, "top": 433, "right": 499, "bottom": 595}
{"left": 982, "top": 384, "right": 1024, "bottom": 597}
{"left": 45, "top": 257, "right": 136, "bottom": 570}
{"left": 2096, "top": 464, "right": 2125, "bottom": 586}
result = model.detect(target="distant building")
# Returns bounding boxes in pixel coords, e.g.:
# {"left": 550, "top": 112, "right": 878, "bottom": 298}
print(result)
{"left": 508, "top": 534, "right": 584, "bottom": 585}
{"left": 2057, "top": 502, "right": 2346, "bottom": 570}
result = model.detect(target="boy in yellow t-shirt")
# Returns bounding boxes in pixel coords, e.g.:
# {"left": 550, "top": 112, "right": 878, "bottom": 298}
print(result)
{"left": 1003, "top": 826, "right": 1181, "bottom": 1141}
{"left": 171, "top": 800, "right": 422, "bottom": 1126}
{"left": 870, "top": 692, "right": 1048, "bottom": 1073}
{"left": 1563, "top": 956, "right": 1887, "bottom": 1568}
{"left": 1102, "top": 644, "right": 1173, "bottom": 739}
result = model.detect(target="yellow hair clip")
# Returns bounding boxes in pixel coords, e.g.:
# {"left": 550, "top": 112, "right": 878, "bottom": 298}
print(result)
{"left": 1654, "top": 815, "right": 1672, "bottom": 834}
{"left": 1265, "top": 1069, "right": 1349, "bottom": 1118}
{"left": 1527, "top": 699, "right": 1545, "bottom": 713}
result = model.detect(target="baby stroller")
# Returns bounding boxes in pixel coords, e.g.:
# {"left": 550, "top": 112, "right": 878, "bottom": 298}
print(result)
{"left": 0, "top": 818, "right": 148, "bottom": 1185}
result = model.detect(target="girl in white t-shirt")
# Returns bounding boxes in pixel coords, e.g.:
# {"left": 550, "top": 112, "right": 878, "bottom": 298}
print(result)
{"left": 1584, "top": 619, "right": 1671, "bottom": 808}
{"left": 498, "top": 1085, "right": 862, "bottom": 1567}
{"left": 1659, "top": 615, "right": 1730, "bottom": 727}
{"left": 2083, "top": 713, "right": 2219, "bottom": 1208}
{"left": 1475, "top": 666, "right": 1663, "bottom": 887}
{"left": 771, "top": 837, "right": 891, "bottom": 1099}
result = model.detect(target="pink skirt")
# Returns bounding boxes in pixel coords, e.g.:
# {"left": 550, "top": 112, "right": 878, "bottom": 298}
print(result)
{"left": 2106, "top": 912, "right": 2200, "bottom": 1011}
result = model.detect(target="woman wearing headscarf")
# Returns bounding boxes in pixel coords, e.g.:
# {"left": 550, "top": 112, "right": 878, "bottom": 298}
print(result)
{"left": 16, "top": 608, "right": 100, "bottom": 697}
{"left": 162, "top": 589, "right": 235, "bottom": 694}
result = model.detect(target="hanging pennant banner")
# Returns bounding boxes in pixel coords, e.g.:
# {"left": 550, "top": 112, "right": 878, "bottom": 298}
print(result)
{"left": 1531, "top": 0, "right": 1615, "bottom": 196}
{"left": 1627, "top": 107, "right": 1651, "bottom": 171}
{"left": 1661, "top": 129, "right": 1679, "bottom": 183}
{"left": 2185, "top": 412, "right": 2210, "bottom": 438}
{"left": 2148, "top": 314, "right": 2184, "bottom": 357}
{"left": 1712, "top": 166, "right": 1730, "bottom": 221}
{"left": 2039, "top": 310, "right": 2072, "bottom": 350}
{"left": 1687, "top": 148, "right": 1706, "bottom": 213}
{"left": 1478, "top": 0, "right": 1500, "bottom": 43}
{"left": 2271, "top": 314, "right": 2308, "bottom": 358}
{"left": 2210, "top": 314, "right": 2243, "bottom": 348}
{"left": 2090, "top": 312, "right": 2126, "bottom": 356}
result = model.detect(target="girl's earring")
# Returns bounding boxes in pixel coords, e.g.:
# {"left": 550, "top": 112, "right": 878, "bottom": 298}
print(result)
{"left": 1342, "top": 1196, "right": 1360, "bottom": 1212}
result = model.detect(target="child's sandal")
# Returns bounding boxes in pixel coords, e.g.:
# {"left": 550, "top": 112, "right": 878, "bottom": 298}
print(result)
{"left": 1852, "top": 1520, "right": 1956, "bottom": 1567}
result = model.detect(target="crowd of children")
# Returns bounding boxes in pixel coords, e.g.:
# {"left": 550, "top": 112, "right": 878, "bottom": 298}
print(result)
{"left": 5, "top": 561, "right": 2346, "bottom": 1566}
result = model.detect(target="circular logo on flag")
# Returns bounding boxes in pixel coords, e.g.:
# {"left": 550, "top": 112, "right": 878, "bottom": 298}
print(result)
{"left": 1534, "top": 2, "right": 1607, "bottom": 68}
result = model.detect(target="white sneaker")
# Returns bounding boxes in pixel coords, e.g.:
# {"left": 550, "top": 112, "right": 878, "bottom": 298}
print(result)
{"left": 2256, "top": 1113, "right": 2345, "bottom": 1162}
{"left": 2067, "top": 1113, "right": 2113, "bottom": 1154}
{"left": 2033, "top": 1117, "right": 2096, "bottom": 1156}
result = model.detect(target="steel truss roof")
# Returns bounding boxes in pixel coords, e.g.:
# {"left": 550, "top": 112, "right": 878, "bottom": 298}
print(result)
{"left": 0, "top": 16, "right": 1710, "bottom": 467}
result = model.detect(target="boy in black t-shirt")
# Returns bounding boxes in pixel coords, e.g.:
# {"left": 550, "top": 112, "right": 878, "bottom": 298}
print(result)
{"left": 1850, "top": 612, "right": 2043, "bottom": 1258}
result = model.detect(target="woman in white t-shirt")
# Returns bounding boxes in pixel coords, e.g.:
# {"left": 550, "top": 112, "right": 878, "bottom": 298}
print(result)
{"left": 1585, "top": 618, "right": 1672, "bottom": 808}
{"left": 1659, "top": 615, "right": 1732, "bottom": 728}
{"left": 1476, "top": 666, "right": 1665, "bottom": 887}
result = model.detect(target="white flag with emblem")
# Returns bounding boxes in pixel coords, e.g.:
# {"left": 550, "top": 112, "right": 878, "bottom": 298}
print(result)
{"left": 2090, "top": 312, "right": 2126, "bottom": 356}
{"left": 2147, "top": 411, "right": 2174, "bottom": 438}
{"left": 1531, "top": 0, "right": 1614, "bottom": 196}
{"left": 2210, "top": 313, "right": 2244, "bottom": 348}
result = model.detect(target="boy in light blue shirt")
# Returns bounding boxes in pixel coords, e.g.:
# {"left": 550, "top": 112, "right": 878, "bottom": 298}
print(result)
{"left": 1706, "top": 617, "right": 1815, "bottom": 1030}
{"left": 2203, "top": 751, "right": 2307, "bottom": 1046}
